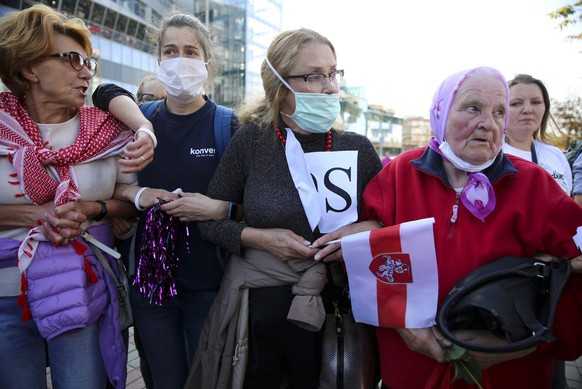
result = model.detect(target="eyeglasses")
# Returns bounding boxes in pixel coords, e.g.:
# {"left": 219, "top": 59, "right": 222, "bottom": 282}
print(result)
{"left": 138, "top": 94, "right": 164, "bottom": 103}
{"left": 286, "top": 69, "right": 344, "bottom": 91}
{"left": 47, "top": 51, "right": 98, "bottom": 76}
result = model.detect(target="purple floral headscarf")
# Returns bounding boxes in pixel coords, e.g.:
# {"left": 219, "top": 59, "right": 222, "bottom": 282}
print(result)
{"left": 428, "top": 67, "right": 510, "bottom": 222}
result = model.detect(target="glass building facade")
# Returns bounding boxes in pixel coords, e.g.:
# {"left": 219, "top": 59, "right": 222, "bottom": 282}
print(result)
{"left": 0, "top": 0, "right": 282, "bottom": 107}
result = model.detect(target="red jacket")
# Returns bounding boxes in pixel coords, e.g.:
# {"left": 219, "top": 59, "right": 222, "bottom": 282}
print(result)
{"left": 362, "top": 147, "right": 582, "bottom": 389}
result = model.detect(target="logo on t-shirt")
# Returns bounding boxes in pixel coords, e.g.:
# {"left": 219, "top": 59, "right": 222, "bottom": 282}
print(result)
{"left": 190, "top": 147, "right": 216, "bottom": 157}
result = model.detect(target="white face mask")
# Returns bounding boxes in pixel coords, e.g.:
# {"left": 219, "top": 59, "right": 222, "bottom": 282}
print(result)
{"left": 157, "top": 57, "right": 208, "bottom": 104}
{"left": 266, "top": 57, "right": 340, "bottom": 133}
{"left": 439, "top": 140, "right": 497, "bottom": 172}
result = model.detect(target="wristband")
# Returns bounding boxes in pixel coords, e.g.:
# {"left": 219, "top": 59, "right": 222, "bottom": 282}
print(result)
{"left": 134, "top": 187, "right": 149, "bottom": 211}
{"left": 136, "top": 127, "right": 157, "bottom": 148}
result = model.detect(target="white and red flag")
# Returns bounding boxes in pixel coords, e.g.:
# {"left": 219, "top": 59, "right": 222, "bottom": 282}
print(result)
{"left": 341, "top": 217, "right": 438, "bottom": 328}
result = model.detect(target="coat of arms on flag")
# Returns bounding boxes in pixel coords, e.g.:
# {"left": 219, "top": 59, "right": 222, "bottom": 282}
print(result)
{"left": 341, "top": 217, "right": 438, "bottom": 328}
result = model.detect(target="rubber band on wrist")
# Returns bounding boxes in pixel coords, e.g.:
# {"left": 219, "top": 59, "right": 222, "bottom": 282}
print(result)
{"left": 134, "top": 187, "right": 149, "bottom": 211}
{"left": 136, "top": 127, "right": 157, "bottom": 148}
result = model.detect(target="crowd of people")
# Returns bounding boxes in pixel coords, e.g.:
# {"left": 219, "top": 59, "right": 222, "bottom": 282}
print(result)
{"left": 1, "top": 4, "right": 581, "bottom": 389}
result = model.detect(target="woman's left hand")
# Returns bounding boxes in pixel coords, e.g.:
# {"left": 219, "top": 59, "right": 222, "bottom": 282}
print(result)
{"left": 160, "top": 193, "right": 226, "bottom": 222}
{"left": 119, "top": 131, "right": 154, "bottom": 173}
{"left": 310, "top": 220, "right": 382, "bottom": 262}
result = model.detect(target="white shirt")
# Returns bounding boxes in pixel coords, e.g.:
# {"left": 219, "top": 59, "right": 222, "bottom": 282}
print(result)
{"left": 503, "top": 140, "right": 572, "bottom": 194}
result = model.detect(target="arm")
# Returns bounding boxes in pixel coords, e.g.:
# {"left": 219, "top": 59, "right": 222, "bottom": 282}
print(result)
{"left": 240, "top": 227, "right": 317, "bottom": 262}
{"left": 44, "top": 198, "right": 138, "bottom": 242}
{"left": 92, "top": 84, "right": 155, "bottom": 173}
{"left": 113, "top": 183, "right": 179, "bottom": 211}
{"left": 160, "top": 192, "right": 229, "bottom": 222}
{"left": 0, "top": 203, "right": 54, "bottom": 231}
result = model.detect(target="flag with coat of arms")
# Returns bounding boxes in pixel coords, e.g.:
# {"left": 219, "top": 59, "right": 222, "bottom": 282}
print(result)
{"left": 341, "top": 217, "right": 438, "bottom": 328}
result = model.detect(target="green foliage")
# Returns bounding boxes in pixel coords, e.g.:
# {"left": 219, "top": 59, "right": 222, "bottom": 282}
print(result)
{"left": 443, "top": 344, "right": 484, "bottom": 388}
{"left": 552, "top": 96, "right": 582, "bottom": 148}
{"left": 548, "top": 1, "right": 582, "bottom": 41}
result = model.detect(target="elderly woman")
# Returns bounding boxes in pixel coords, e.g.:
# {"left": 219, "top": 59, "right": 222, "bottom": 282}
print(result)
{"left": 0, "top": 5, "right": 152, "bottom": 388}
{"left": 357, "top": 67, "right": 582, "bottom": 388}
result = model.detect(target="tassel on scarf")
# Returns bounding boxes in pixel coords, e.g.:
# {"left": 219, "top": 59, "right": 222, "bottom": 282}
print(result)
{"left": 17, "top": 273, "right": 32, "bottom": 321}
{"left": 70, "top": 240, "right": 98, "bottom": 284}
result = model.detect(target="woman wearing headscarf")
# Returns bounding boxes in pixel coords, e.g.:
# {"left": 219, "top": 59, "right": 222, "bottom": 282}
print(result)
{"left": 358, "top": 67, "right": 582, "bottom": 388}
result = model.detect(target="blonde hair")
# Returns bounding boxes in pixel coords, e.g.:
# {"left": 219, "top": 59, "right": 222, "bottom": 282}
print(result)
{"left": 0, "top": 4, "right": 92, "bottom": 98}
{"left": 238, "top": 28, "right": 336, "bottom": 130}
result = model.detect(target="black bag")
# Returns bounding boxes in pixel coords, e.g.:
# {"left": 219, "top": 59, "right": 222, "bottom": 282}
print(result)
{"left": 437, "top": 256, "right": 571, "bottom": 353}
{"left": 319, "top": 268, "right": 379, "bottom": 389}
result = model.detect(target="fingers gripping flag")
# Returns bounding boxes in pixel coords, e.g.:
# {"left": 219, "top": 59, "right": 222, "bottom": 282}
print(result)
{"left": 342, "top": 218, "right": 438, "bottom": 328}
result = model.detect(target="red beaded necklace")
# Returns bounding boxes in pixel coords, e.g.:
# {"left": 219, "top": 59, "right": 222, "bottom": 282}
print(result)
{"left": 276, "top": 126, "right": 332, "bottom": 152}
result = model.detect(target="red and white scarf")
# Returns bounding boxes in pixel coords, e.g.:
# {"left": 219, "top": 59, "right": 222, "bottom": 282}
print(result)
{"left": 0, "top": 92, "right": 133, "bottom": 273}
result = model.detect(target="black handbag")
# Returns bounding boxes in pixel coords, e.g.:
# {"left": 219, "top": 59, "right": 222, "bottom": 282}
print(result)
{"left": 437, "top": 256, "right": 572, "bottom": 353}
{"left": 319, "top": 266, "right": 380, "bottom": 389}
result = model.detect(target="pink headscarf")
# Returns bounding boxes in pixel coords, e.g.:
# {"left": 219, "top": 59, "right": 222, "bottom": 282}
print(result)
{"left": 428, "top": 67, "right": 509, "bottom": 222}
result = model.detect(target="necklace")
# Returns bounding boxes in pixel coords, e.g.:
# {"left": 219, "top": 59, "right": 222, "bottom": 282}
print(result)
{"left": 276, "top": 126, "right": 332, "bottom": 152}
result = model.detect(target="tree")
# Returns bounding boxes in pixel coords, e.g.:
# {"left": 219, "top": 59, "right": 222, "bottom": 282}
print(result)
{"left": 552, "top": 96, "right": 582, "bottom": 148}
{"left": 549, "top": 1, "right": 582, "bottom": 41}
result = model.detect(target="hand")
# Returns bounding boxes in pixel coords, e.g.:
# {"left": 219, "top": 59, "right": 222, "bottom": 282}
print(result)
{"left": 242, "top": 227, "right": 319, "bottom": 262}
{"left": 119, "top": 131, "right": 154, "bottom": 173}
{"left": 160, "top": 193, "right": 225, "bottom": 222}
{"left": 310, "top": 220, "right": 382, "bottom": 262}
{"left": 454, "top": 330, "right": 537, "bottom": 369}
{"left": 570, "top": 255, "right": 582, "bottom": 272}
{"left": 43, "top": 201, "right": 91, "bottom": 244}
{"left": 136, "top": 188, "right": 179, "bottom": 210}
{"left": 396, "top": 326, "right": 452, "bottom": 363}
{"left": 111, "top": 218, "right": 134, "bottom": 239}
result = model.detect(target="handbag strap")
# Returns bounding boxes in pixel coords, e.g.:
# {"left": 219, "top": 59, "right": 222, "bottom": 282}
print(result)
{"left": 86, "top": 240, "right": 121, "bottom": 286}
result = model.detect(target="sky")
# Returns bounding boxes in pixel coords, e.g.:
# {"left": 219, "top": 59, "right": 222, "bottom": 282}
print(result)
{"left": 280, "top": 0, "right": 582, "bottom": 118}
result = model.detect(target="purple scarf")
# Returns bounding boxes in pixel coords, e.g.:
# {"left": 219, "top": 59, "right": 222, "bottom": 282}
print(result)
{"left": 428, "top": 67, "right": 509, "bottom": 222}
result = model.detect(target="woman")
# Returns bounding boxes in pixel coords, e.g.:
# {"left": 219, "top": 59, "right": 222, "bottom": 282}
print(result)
{"left": 188, "top": 28, "right": 382, "bottom": 389}
{"left": 359, "top": 67, "right": 582, "bottom": 388}
{"left": 136, "top": 74, "right": 167, "bottom": 105}
{"left": 503, "top": 74, "right": 572, "bottom": 194}
{"left": 0, "top": 5, "right": 153, "bottom": 388}
{"left": 92, "top": 11, "right": 239, "bottom": 389}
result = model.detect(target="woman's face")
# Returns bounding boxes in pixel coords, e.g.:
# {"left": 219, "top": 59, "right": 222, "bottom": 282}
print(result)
{"left": 445, "top": 74, "right": 507, "bottom": 165}
{"left": 280, "top": 43, "right": 338, "bottom": 132}
{"left": 27, "top": 33, "right": 92, "bottom": 109}
{"left": 507, "top": 83, "right": 545, "bottom": 143}
{"left": 159, "top": 26, "right": 205, "bottom": 62}
{"left": 138, "top": 79, "right": 167, "bottom": 104}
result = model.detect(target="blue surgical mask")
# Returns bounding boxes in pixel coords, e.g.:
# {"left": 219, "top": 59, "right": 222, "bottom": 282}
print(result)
{"left": 266, "top": 58, "right": 340, "bottom": 133}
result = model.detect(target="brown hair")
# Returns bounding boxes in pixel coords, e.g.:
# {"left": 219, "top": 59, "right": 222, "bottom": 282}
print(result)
{"left": 147, "top": 10, "right": 219, "bottom": 84}
{"left": 0, "top": 4, "right": 92, "bottom": 98}
{"left": 508, "top": 74, "right": 552, "bottom": 142}
{"left": 238, "top": 28, "right": 337, "bottom": 130}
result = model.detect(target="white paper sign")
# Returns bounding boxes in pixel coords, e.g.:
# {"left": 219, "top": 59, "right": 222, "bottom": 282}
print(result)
{"left": 574, "top": 226, "right": 582, "bottom": 252}
{"left": 304, "top": 150, "right": 358, "bottom": 233}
